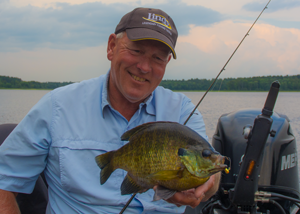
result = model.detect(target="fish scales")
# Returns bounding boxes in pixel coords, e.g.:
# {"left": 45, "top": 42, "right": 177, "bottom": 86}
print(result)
{"left": 115, "top": 128, "right": 181, "bottom": 180}
{"left": 95, "top": 121, "right": 227, "bottom": 199}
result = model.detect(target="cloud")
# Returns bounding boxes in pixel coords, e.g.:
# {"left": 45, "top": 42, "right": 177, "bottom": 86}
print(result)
{"left": 0, "top": 45, "right": 110, "bottom": 82}
{"left": 2, "top": 20, "right": 299, "bottom": 82}
{"left": 9, "top": 0, "right": 138, "bottom": 8}
{"left": 243, "top": 0, "right": 300, "bottom": 12}
{"left": 1, "top": 0, "right": 299, "bottom": 82}
{"left": 154, "top": 1, "right": 224, "bottom": 35}
{"left": 165, "top": 21, "right": 300, "bottom": 80}
{"left": 0, "top": 2, "right": 132, "bottom": 52}
{"left": 0, "top": 0, "right": 223, "bottom": 52}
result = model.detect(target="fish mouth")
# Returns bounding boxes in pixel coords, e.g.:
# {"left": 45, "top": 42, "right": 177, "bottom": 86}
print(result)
{"left": 208, "top": 156, "right": 230, "bottom": 174}
{"left": 129, "top": 72, "right": 147, "bottom": 82}
{"left": 208, "top": 163, "right": 228, "bottom": 173}
{"left": 217, "top": 164, "right": 228, "bottom": 169}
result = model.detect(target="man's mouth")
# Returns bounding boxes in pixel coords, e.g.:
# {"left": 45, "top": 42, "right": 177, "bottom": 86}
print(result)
{"left": 130, "top": 72, "right": 146, "bottom": 82}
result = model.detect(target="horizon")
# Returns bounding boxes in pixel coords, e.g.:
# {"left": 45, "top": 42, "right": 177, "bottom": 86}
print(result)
{"left": 1, "top": 73, "right": 299, "bottom": 83}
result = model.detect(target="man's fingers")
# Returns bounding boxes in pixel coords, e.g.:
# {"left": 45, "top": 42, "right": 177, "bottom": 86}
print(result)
{"left": 155, "top": 173, "right": 221, "bottom": 208}
{"left": 194, "top": 174, "right": 215, "bottom": 198}
{"left": 165, "top": 191, "right": 203, "bottom": 208}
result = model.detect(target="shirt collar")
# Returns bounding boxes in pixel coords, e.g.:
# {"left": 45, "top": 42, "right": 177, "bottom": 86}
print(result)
{"left": 144, "top": 92, "right": 155, "bottom": 116}
{"left": 101, "top": 69, "right": 156, "bottom": 117}
{"left": 101, "top": 70, "right": 111, "bottom": 117}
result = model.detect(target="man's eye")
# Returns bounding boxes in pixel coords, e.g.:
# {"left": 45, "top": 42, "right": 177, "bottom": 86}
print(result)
{"left": 128, "top": 49, "right": 141, "bottom": 55}
{"left": 129, "top": 49, "right": 140, "bottom": 53}
{"left": 155, "top": 56, "right": 168, "bottom": 63}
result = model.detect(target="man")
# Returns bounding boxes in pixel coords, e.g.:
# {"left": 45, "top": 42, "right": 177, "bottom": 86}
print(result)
{"left": 0, "top": 7, "right": 220, "bottom": 213}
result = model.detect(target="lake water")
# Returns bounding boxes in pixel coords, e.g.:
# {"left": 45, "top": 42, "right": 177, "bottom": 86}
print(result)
{"left": 1, "top": 89, "right": 300, "bottom": 170}
{"left": 182, "top": 91, "right": 300, "bottom": 143}
{"left": 1, "top": 89, "right": 299, "bottom": 142}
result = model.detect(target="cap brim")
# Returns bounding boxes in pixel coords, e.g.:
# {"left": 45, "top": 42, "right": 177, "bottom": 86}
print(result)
{"left": 126, "top": 28, "right": 177, "bottom": 59}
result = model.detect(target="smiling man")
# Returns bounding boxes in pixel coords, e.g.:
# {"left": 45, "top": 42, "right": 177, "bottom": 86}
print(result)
{"left": 0, "top": 7, "right": 220, "bottom": 214}
{"left": 107, "top": 33, "right": 172, "bottom": 120}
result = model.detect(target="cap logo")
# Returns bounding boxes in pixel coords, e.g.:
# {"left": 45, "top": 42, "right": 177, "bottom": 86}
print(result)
{"left": 143, "top": 13, "right": 172, "bottom": 30}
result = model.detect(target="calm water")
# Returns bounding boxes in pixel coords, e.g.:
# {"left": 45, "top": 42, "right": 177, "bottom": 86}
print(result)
{"left": 1, "top": 89, "right": 299, "bottom": 141}
{"left": 182, "top": 91, "right": 300, "bottom": 143}
{"left": 1, "top": 89, "right": 300, "bottom": 166}
{"left": 0, "top": 89, "right": 51, "bottom": 124}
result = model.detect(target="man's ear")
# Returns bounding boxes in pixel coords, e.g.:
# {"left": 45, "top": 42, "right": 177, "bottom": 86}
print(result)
{"left": 167, "top": 54, "right": 172, "bottom": 63}
{"left": 107, "top": 34, "right": 117, "bottom": 61}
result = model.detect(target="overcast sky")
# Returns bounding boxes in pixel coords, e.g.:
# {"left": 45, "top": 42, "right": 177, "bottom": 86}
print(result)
{"left": 0, "top": 0, "right": 299, "bottom": 82}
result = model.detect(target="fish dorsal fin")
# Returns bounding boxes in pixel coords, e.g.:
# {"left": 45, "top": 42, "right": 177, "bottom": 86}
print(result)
{"left": 121, "top": 122, "right": 154, "bottom": 141}
{"left": 147, "top": 170, "right": 182, "bottom": 180}
{"left": 121, "top": 174, "right": 146, "bottom": 195}
{"left": 121, "top": 121, "right": 178, "bottom": 141}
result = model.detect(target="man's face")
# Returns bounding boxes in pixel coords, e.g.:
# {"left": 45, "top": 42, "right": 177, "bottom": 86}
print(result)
{"left": 107, "top": 32, "right": 172, "bottom": 104}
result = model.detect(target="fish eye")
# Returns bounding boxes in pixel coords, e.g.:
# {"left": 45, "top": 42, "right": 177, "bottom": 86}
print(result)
{"left": 202, "top": 149, "right": 212, "bottom": 158}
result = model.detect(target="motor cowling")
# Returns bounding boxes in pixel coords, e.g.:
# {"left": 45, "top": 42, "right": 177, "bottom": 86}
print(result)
{"left": 212, "top": 108, "right": 300, "bottom": 213}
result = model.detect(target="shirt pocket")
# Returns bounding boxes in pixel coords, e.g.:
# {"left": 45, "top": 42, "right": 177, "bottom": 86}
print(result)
{"left": 53, "top": 139, "right": 126, "bottom": 205}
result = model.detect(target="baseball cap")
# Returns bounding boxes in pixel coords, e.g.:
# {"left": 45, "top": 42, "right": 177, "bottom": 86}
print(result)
{"left": 115, "top": 7, "right": 178, "bottom": 59}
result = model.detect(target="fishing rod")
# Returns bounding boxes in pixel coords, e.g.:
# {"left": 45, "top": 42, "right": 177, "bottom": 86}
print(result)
{"left": 120, "top": 1, "right": 271, "bottom": 213}
{"left": 184, "top": 0, "right": 271, "bottom": 125}
{"left": 119, "top": 193, "right": 136, "bottom": 214}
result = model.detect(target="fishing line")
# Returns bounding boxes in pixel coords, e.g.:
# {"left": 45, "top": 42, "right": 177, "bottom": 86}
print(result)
{"left": 184, "top": 0, "right": 272, "bottom": 125}
{"left": 210, "top": 78, "right": 219, "bottom": 91}
{"left": 218, "top": 79, "right": 224, "bottom": 92}
{"left": 120, "top": 1, "right": 271, "bottom": 213}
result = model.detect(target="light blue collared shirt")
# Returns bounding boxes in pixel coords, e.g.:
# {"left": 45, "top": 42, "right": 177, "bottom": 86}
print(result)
{"left": 0, "top": 71, "right": 208, "bottom": 213}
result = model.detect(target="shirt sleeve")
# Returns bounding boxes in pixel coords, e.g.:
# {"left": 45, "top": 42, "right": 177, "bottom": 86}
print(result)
{"left": 179, "top": 96, "right": 209, "bottom": 142}
{"left": 0, "top": 92, "right": 53, "bottom": 194}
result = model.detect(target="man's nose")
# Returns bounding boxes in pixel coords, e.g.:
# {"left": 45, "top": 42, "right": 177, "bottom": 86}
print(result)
{"left": 137, "top": 56, "right": 152, "bottom": 73}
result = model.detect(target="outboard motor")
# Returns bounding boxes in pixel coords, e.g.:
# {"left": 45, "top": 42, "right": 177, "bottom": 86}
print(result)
{"left": 202, "top": 81, "right": 300, "bottom": 214}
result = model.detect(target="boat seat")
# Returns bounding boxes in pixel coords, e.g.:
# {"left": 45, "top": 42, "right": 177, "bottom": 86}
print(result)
{"left": 0, "top": 123, "right": 48, "bottom": 214}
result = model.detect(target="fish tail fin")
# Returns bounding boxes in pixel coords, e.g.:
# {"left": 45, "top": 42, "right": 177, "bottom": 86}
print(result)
{"left": 95, "top": 151, "right": 115, "bottom": 184}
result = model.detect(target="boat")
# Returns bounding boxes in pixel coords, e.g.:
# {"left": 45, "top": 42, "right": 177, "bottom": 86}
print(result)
{"left": 185, "top": 81, "right": 300, "bottom": 214}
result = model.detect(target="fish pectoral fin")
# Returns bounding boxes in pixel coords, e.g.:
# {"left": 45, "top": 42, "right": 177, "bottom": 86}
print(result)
{"left": 153, "top": 186, "right": 177, "bottom": 201}
{"left": 148, "top": 170, "right": 181, "bottom": 180}
{"left": 121, "top": 174, "right": 145, "bottom": 195}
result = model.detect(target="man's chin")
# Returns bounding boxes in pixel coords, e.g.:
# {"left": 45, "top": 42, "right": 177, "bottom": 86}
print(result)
{"left": 126, "top": 92, "right": 149, "bottom": 104}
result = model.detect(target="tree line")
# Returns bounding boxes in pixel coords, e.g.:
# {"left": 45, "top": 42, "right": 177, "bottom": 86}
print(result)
{"left": 1, "top": 74, "right": 299, "bottom": 91}
{"left": 0, "top": 76, "right": 73, "bottom": 89}
{"left": 159, "top": 75, "right": 300, "bottom": 91}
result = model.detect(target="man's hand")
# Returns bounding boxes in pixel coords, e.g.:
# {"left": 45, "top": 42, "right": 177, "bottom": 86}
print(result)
{"left": 164, "top": 172, "right": 221, "bottom": 208}
{"left": 0, "top": 189, "right": 20, "bottom": 214}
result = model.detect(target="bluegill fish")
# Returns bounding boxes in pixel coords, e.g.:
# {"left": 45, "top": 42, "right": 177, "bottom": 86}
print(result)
{"left": 95, "top": 122, "right": 227, "bottom": 200}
